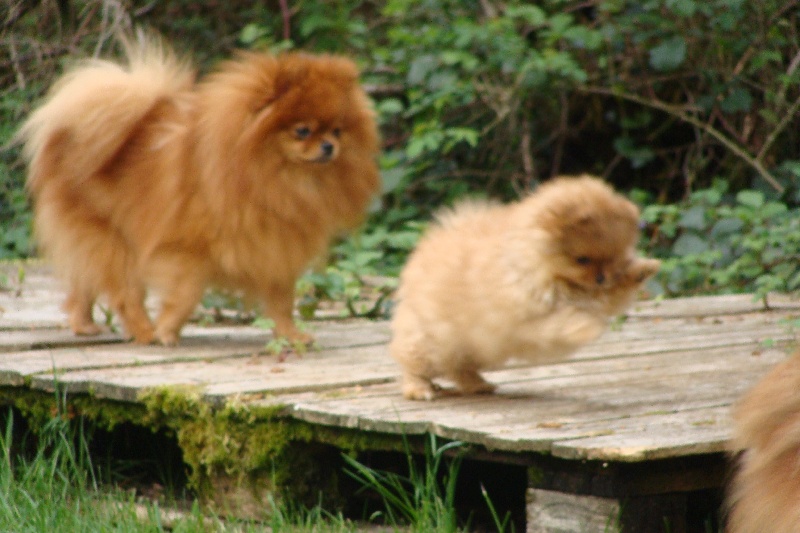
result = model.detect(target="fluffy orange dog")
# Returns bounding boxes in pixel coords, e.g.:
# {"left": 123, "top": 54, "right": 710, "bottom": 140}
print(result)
{"left": 727, "top": 354, "right": 800, "bottom": 533}
{"left": 18, "top": 36, "right": 379, "bottom": 345}
{"left": 390, "top": 175, "right": 660, "bottom": 400}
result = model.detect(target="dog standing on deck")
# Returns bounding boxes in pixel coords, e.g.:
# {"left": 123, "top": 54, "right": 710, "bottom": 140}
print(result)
{"left": 17, "top": 34, "right": 380, "bottom": 345}
{"left": 390, "top": 175, "right": 660, "bottom": 400}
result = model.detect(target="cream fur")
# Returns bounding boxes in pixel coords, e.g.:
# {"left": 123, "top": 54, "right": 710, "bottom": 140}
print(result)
{"left": 390, "top": 175, "right": 660, "bottom": 400}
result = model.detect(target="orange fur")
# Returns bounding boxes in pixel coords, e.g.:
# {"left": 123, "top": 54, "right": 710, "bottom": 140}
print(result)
{"left": 390, "top": 175, "right": 660, "bottom": 400}
{"left": 18, "top": 35, "right": 380, "bottom": 344}
{"left": 727, "top": 354, "right": 800, "bottom": 533}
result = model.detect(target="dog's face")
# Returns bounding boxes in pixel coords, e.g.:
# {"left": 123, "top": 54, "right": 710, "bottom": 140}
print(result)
{"left": 236, "top": 53, "right": 371, "bottom": 168}
{"left": 531, "top": 176, "right": 653, "bottom": 292}
{"left": 549, "top": 215, "right": 641, "bottom": 291}
{"left": 278, "top": 120, "right": 342, "bottom": 164}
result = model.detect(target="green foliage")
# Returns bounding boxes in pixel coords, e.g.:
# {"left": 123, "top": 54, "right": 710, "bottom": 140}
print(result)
{"left": 252, "top": 317, "right": 313, "bottom": 356}
{"left": 0, "top": 404, "right": 368, "bottom": 532}
{"left": 588, "top": 0, "right": 800, "bottom": 193}
{"left": 642, "top": 181, "right": 800, "bottom": 301}
{"left": 0, "top": 408, "right": 209, "bottom": 532}
{"left": 344, "top": 434, "right": 514, "bottom": 532}
{"left": 373, "top": 0, "right": 597, "bottom": 213}
{"left": 0, "top": 90, "right": 34, "bottom": 259}
{"left": 298, "top": 222, "right": 421, "bottom": 320}
{"left": 343, "top": 435, "right": 466, "bottom": 532}
{"left": 3, "top": 0, "right": 800, "bottom": 305}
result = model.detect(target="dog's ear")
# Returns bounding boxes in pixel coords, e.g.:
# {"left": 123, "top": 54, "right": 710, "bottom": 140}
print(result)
{"left": 271, "top": 58, "right": 310, "bottom": 102}
{"left": 240, "top": 53, "right": 310, "bottom": 113}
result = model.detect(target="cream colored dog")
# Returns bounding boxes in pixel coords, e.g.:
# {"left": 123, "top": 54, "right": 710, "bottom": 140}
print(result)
{"left": 390, "top": 175, "right": 660, "bottom": 400}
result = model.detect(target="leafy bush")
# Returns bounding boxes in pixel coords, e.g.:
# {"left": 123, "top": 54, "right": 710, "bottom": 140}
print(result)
{"left": 0, "top": 89, "right": 35, "bottom": 258}
{"left": 298, "top": 222, "right": 422, "bottom": 320}
{"left": 585, "top": 0, "right": 800, "bottom": 195}
{"left": 642, "top": 181, "right": 800, "bottom": 301}
{"left": 3, "top": 0, "right": 800, "bottom": 302}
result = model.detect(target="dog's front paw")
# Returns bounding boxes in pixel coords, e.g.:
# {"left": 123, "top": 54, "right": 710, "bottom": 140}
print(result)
{"left": 285, "top": 330, "right": 314, "bottom": 346}
{"left": 152, "top": 326, "right": 179, "bottom": 346}
{"left": 273, "top": 324, "right": 314, "bottom": 346}
{"left": 72, "top": 322, "right": 104, "bottom": 337}
{"left": 401, "top": 374, "right": 440, "bottom": 401}
{"left": 124, "top": 324, "right": 156, "bottom": 345}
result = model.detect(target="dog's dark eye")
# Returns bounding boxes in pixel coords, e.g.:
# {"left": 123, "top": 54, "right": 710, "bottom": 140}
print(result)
{"left": 576, "top": 256, "right": 591, "bottom": 265}
{"left": 332, "top": 127, "right": 342, "bottom": 138}
{"left": 295, "top": 126, "right": 312, "bottom": 139}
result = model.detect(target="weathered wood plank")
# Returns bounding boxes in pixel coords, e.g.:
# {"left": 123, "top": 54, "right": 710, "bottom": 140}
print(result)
{"left": 0, "top": 339, "right": 267, "bottom": 387}
{"left": 549, "top": 406, "right": 731, "bottom": 461}
{"left": 526, "top": 489, "right": 620, "bottom": 533}
{"left": 0, "top": 312, "right": 390, "bottom": 348}
{"left": 261, "top": 346, "right": 787, "bottom": 457}
{"left": 0, "top": 320, "right": 390, "bottom": 383}
{"left": 29, "top": 344, "right": 397, "bottom": 402}
{"left": 2, "top": 263, "right": 796, "bottom": 464}
{"left": 0, "top": 329, "right": 124, "bottom": 353}
{"left": 627, "top": 293, "right": 800, "bottom": 317}
{"left": 8, "top": 264, "right": 796, "bottom": 532}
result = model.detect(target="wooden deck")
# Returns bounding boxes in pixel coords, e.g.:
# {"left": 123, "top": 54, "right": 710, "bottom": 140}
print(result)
{"left": 1, "top": 263, "right": 797, "bottom": 532}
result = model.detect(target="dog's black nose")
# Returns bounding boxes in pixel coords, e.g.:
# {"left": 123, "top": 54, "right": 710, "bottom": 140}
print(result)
{"left": 320, "top": 142, "right": 334, "bottom": 157}
{"left": 596, "top": 272, "right": 605, "bottom": 284}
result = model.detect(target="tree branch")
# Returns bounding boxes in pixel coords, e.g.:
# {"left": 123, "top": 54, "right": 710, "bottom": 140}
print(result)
{"left": 278, "top": 0, "right": 291, "bottom": 41}
{"left": 579, "top": 85, "right": 785, "bottom": 193}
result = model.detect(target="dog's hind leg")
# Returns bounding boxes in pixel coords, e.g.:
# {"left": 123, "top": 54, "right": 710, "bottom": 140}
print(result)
{"left": 86, "top": 246, "right": 154, "bottom": 344}
{"left": 263, "top": 281, "right": 313, "bottom": 344}
{"left": 64, "top": 287, "right": 102, "bottom": 336}
{"left": 450, "top": 367, "right": 497, "bottom": 395}
{"left": 153, "top": 277, "right": 206, "bottom": 346}
{"left": 109, "top": 282, "right": 155, "bottom": 344}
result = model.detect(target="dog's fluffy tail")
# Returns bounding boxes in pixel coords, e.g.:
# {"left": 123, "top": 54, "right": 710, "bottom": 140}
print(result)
{"left": 17, "top": 32, "right": 195, "bottom": 194}
{"left": 727, "top": 354, "right": 800, "bottom": 533}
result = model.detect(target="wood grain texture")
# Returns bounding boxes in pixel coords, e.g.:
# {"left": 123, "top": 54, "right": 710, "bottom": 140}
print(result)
{"left": 1, "top": 263, "right": 796, "bottom": 461}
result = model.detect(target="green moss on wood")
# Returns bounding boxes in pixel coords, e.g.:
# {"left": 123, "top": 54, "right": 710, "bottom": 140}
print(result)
{"left": 0, "top": 384, "right": 412, "bottom": 517}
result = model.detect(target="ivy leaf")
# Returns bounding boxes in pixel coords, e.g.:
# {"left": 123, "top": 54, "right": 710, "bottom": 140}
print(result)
{"left": 613, "top": 136, "right": 655, "bottom": 168}
{"left": 711, "top": 217, "right": 744, "bottom": 238}
{"left": 505, "top": 5, "right": 547, "bottom": 26}
{"left": 678, "top": 205, "right": 706, "bottom": 230}
{"left": 666, "top": 0, "right": 697, "bottom": 17}
{"left": 736, "top": 190, "right": 765, "bottom": 209}
{"left": 649, "top": 36, "right": 687, "bottom": 71}
{"left": 377, "top": 98, "right": 404, "bottom": 117}
{"left": 380, "top": 167, "right": 408, "bottom": 195}
{"left": 779, "top": 160, "right": 800, "bottom": 178}
{"left": 672, "top": 233, "right": 709, "bottom": 256}
{"left": 407, "top": 55, "right": 438, "bottom": 85}
{"left": 239, "top": 23, "right": 267, "bottom": 45}
{"left": 721, "top": 87, "right": 753, "bottom": 113}
{"left": 563, "top": 26, "right": 603, "bottom": 50}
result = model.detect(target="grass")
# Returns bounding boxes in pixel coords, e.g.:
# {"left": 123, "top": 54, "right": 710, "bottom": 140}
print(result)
{"left": 0, "top": 409, "right": 217, "bottom": 532}
{"left": 343, "top": 434, "right": 514, "bottom": 533}
{"left": 343, "top": 435, "right": 462, "bottom": 532}
{"left": 0, "top": 405, "right": 374, "bottom": 532}
{"left": 1, "top": 403, "right": 511, "bottom": 532}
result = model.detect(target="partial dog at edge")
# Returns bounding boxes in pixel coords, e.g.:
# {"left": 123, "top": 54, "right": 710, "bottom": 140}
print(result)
{"left": 17, "top": 34, "right": 380, "bottom": 345}
{"left": 727, "top": 354, "right": 800, "bottom": 533}
{"left": 390, "top": 175, "right": 660, "bottom": 401}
